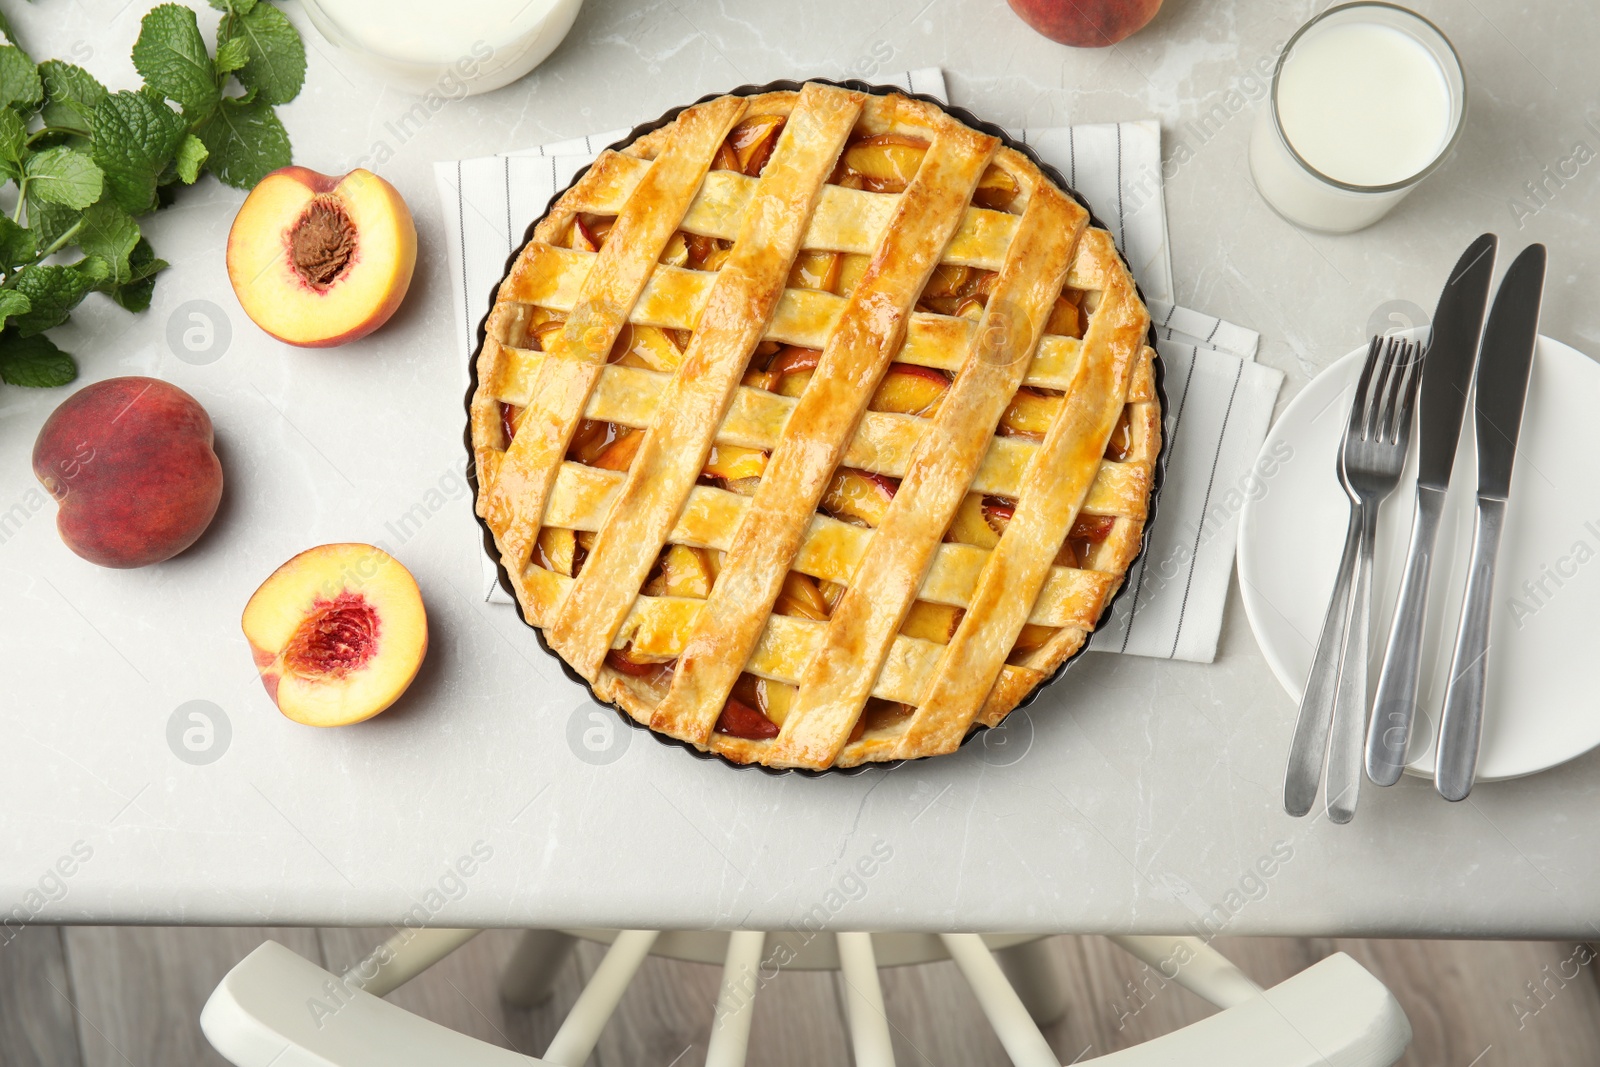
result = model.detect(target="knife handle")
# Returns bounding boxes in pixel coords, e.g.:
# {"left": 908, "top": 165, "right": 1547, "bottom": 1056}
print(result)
{"left": 1366, "top": 486, "right": 1447, "bottom": 786}
{"left": 1284, "top": 498, "right": 1363, "bottom": 817}
{"left": 1435, "top": 497, "right": 1507, "bottom": 801}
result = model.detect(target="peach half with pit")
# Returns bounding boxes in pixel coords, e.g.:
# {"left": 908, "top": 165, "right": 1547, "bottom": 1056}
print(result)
{"left": 226, "top": 167, "right": 417, "bottom": 347}
{"left": 242, "top": 543, "right": 428, "bottom": 726}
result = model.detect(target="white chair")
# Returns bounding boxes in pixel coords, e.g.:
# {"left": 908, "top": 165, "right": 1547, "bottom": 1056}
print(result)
{"left": 201, "top": 927, "right": 1411, "bottom": 1066}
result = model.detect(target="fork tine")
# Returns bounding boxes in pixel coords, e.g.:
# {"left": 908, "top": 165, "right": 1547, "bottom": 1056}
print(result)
{"left": 1374, "top": 337, "right": 1408, "bottom": 442}
{"left": 1390, "top": 341, "right": 1425, "bottom": 443}
{"left": 1364, "top": 336, "right": 1400, "bottom": 440}
{"left": 1347, "top": 336, "right": 1384, "bottom": 441}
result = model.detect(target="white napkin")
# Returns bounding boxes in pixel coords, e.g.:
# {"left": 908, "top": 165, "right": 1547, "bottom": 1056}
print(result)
{"left": 434, "top": 68, "right": 1282, "bottom": 664}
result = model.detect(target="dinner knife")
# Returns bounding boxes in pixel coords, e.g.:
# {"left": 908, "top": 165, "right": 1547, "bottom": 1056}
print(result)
{"left": 1365, "top": 234, "right": 1498, "bottom": 786}
{"left": 1434, "top": 243, "right": 1546, "bottom": 802}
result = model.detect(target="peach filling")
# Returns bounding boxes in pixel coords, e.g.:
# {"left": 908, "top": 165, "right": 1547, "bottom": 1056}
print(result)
{"left": 830, "top": 131, "right": 1021, "bottom": 213}
{"left": 287, "top": 196, "right": 357, "bottom": 291}
{"left": 282, "top": 591, "right": 380, "bottom": 678}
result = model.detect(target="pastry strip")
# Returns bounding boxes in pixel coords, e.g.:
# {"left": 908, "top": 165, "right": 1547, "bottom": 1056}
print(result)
{"left": 774, "top": 183, "right": 1088, "bottom": 766}
{"left": 527, "top": 462, "right": 1115, "bottom": 629}
{"left": 547, "top": 84, "right": 865, "bottom": 680}
{"left": 651, "top": 119, "right": 1000, "bottom": 742}
{"left": 482, "top": 95, "right": 747, "bottom": 575}
{"left": 500, "top": 245, "right": 1092, "bottom": 390}
{"left": 562, "top": 155, "right": 1023, "bottom": 271}
{"left": 896, "top": 229, "right": 1151, "bottom": 756}
{"left": 490, "top": 354, "right": 1152, "bottom": 516}
{"left": 518, "top": 566, "right": 1043, "bottom": 707}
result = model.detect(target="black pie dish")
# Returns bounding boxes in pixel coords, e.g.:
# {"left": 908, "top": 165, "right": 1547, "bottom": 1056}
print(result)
{"left": 463, "top": 77, "right": 1170, "bottom": 777}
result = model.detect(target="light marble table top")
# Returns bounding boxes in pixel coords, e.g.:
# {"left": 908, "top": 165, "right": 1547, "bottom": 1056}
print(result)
{"left": 3, "top": 0, "right": 1598, "bottom": 937}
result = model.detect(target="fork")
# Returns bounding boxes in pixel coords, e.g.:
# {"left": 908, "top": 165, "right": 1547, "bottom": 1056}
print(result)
{"left": 1284, "top": 336, "right": 1425, "bottom": 822}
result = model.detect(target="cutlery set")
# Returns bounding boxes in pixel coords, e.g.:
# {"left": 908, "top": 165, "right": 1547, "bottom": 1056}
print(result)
{"left": 1285, "top": 235, "right": 1547, "bottom": 820}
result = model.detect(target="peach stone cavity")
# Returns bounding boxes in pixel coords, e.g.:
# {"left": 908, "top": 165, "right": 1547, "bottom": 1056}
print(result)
{"left": 242, "top": 543, "right": 428, "bottom": 727}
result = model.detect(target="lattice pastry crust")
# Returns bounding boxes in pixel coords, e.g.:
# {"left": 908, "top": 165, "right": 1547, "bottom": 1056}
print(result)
{"left": 469, "top": 83, "right": 1159, "bottom": 769}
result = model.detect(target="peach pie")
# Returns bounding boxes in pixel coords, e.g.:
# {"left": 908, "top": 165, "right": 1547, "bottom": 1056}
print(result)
{"left": 469, "top": 82, "right": 1160, "bottom": 769}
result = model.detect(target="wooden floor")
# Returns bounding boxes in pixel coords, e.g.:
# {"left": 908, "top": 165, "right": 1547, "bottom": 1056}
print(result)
{"left": 5, "top": 926, "right": 1600, "bottom": 1065}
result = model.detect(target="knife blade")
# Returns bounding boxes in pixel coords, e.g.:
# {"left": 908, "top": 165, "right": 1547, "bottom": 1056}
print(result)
{"left": 1366, "top": 234, "right": 1497, "bottom": 785}
{"left": 1435, "top": 243, "right": 1546, "bottom": 801}
{"left": 1418, "top": 234, "right": 1499, "bottom": 491}
{"left": 1471, "top": 244, "right": 1546, "bottom": 500}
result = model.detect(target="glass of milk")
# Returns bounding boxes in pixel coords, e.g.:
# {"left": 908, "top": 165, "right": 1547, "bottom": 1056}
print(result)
{"left": 1249, "top": 2, "right": 1465, "bottom": 233}
{"left": 299, "top": 0, "right": 584, "bottom": 97}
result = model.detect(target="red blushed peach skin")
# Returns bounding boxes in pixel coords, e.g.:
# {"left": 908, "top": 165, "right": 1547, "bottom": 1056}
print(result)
{"left": 32, "top": 377, "right": 223, "bottom": 568}
{"left": 226, "top": 167, "right": 417, "bottom": 348}
{"left": 1006, "top": 0, "right": 1163, "bottom": 46}
{"left": 242, "top": 543, "right": 428, "bottom": 726}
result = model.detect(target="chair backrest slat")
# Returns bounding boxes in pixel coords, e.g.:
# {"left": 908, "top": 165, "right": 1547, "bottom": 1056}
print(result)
{"left": 542, "top": 929, "right": 659, "bottom": 1067}
{"left": 705, "top": 931, "right": 767, "bottom": 1067}
{"left": 838, "top": 932, "right": 897, "bottom": 1067}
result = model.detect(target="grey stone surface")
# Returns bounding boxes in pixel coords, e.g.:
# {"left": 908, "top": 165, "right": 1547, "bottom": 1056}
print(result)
{"left": 2, "top": 0, "right": 1596, "bottom": 935}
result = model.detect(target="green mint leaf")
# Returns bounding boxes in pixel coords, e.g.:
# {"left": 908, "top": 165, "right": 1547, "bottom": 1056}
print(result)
{"left": 108, "top": 238, "right": 168, "bottom": 312}
{"left": 77, "top": 201, "right": 141, "bottom": 285}
{"left": 221, "top": 2, "right": 304, "bottom": 106}
{"left": 132, "top": 4, "right": 219, "bottom": 117}
{"left": 90, "top": 90, "right": 187, "bottom": 214}
{"left": 0, "top": 331, "right": 76, "bottom": 387}
{"left": 0, "top": 45, "right": 42, "bottom": 110}
{"left": 0, "top": 214, "right": 36, "bottom": 268}
{"left": 174, "top": 132, "right": 208, "bottom": 184}
{"left": 23, "top": 146, "right": 102, "bottom": 209}
{"left": 197, "top": 95, "right": 289, "bottom": 189}
{"left": 0, "top": 106, "right": 25, "bottom": 177}
{"left": 24, "top": 196, "right": 76, "bottom": 250}
{"left": 0, "top": 289, "right": 31, "bottom": 332}
{"left": 213, "top": 34, "right": 249, "bottom": 75}
{"left": 12, "top": 259, "right": 107, "bottom": 336}
{"left": 207, "top": 0, "right": 258, "bottom": 13}
{"left": 39, "top": 60, "right": 108, "bottom": 135}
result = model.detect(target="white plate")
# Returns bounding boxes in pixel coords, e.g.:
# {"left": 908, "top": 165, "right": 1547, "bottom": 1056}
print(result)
{"left": 1238, "top": 335, "right": 1600, "bottom": 782}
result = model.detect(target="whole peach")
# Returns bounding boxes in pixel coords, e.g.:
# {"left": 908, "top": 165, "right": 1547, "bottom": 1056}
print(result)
{"left": 32, "top": 377, "right": 224, "bottom": 568}
{"left": 1006, "top": 0, "right": 1164, "bottom": 47}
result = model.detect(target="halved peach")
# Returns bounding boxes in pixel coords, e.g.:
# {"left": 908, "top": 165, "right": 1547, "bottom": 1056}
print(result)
{"left": 822, "top": 468, "right": 896, "bottom": 527}
{"left": 871, "top": 364, "right": 950, "bottom": 416}
{"left": 226, "top": 167, "right": 416, "bottom": 348}
{"left": 242, "top": 544, "right": 427, "bottom": 727}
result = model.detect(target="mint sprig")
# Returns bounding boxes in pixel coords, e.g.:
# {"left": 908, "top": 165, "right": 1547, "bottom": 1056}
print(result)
{"left": 0, "top": 2, "right": 305, "bottom": 388}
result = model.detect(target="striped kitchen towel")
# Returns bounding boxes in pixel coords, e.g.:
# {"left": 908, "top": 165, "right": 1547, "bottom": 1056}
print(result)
{"left": 435, "top": 68, "right": 1282, "bottom": 664}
